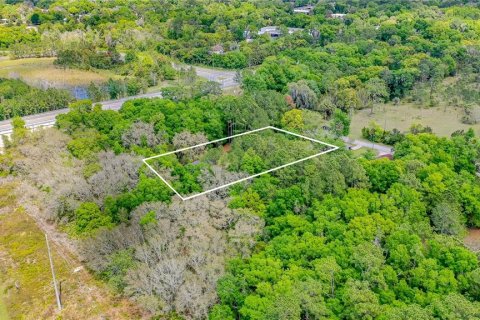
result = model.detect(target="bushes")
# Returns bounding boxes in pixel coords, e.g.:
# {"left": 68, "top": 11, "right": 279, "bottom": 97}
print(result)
{"left": 72, "top": 202, "right": 113, "bottom": 236}
{"left": 100, "top": 249, "right": 135, "bottom": 292}
{"left": 331, "top": 109, "right": 351, "bottom": 136}
{"left": 0, "top": 79, "right": 73, "bottom": 119}
{"left": 211, "top": 51, "right": 248, "bottom": 69}
{"left": 55, "top": 46, "right": 123, "bottom": 70}
{"left": 361, "top": 121, "right": 405, "bottom": 145}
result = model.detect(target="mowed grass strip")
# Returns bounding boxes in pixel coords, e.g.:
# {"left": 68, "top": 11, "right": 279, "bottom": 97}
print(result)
{"left": 0, "top": 184, "right": 143, "bottom": 319}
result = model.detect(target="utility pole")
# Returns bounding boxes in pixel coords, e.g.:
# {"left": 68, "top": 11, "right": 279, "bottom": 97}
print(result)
{"left": 45, "top": 233, "right": 62, "bottom": 312}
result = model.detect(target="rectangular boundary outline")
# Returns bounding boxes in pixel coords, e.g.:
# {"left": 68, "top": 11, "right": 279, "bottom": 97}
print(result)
{"left": 142, "top": 126, "right": 339, "bottom": 200}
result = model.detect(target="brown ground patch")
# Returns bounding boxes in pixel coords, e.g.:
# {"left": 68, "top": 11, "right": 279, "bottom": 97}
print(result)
{"left": 223, "top": 143, "right": 232, "bottom": 153}
{"left": 464, "top": 228, "right": 480, "bottom": 252}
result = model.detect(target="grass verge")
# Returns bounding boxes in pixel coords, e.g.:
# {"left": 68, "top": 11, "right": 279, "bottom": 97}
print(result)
{"left": 0, "top": 183, "right": 143, "bottom": 319}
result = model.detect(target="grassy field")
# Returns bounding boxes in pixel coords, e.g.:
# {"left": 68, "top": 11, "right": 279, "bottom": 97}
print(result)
{"left": 0, "top": 295, "right": 8, "bottom": 320}
{"left": 350, "top": 102, "right": 480, "bottom": 140}
{"left": 0, "top": 57, "right": 117, "bottom": 89}
{"left": 0, "top": 183, "right": 143, "bottom": 319}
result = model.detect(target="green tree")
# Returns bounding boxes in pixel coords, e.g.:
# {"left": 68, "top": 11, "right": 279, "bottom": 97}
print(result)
{"left": 73, "top": 202, "right": 113, "bottom": 236}
{"left": 280, "top": 109, "right": 304, "bottom": 131}
{"left": 241, "top": 148, "right": 266, "bottom": 174}
{"left": 431, "top": 202, "right": 465, "bottom": 236}
{"left": 288, "top": 80, "right": 318, "bottom": 109}
{"left": 362, "top": 158, "right": 401, "bottom": 193}
{"left": 331, "top": 109, "right": 351, "bottom": 136}
{"left": 30, "top": 13, "right": 41, "bottom": 25}
{"left": 341, "top": 280, "right": 383, "bottom": 320}
{"left": 10, "top": 116, "right": 28, "bottom": 144}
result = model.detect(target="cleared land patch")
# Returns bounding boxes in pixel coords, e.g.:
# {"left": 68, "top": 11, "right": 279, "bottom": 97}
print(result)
{"left": 144, "top": 126, "right": 338, "bottom": 200}
{"left": 0, "top": 183, "right": 141, "bottom": 319}
{"left": 350, "top": 103, "right": 480, "bottom": 139}
{"left": 0, "top": 57, "right": 117, "bottom": 89}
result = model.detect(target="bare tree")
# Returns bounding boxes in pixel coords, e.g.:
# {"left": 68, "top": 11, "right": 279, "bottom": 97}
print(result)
{"left": 88, "top": 151, "right": 142, "bottom": 201}
{"left": 89, "top": 196, "right": 262, "bottom": 319}
{"left": 172, "top": 131, "right": 208, "bottom": 163}
{"left": 198, "top": 165, "right": 249, "bottom": 200}
{"left": 13, "top": 129, "right": 91, "bottom": 222}
{"left": 122, "top": 122, "right": 166, "bottom": 148}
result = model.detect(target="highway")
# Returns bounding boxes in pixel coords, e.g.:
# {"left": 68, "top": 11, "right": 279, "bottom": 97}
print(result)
{"left": 0, "top": 91, "right": 163, "bottom": 134}
{"left": 0, "top": 66, "right": 238, "bottom": 135}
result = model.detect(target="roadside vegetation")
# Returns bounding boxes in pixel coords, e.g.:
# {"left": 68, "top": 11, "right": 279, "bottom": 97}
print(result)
{"left": 0, "top": 182, "right": 142, "bottom": 319}
{"left": 0, "top": 78, "right": 72, "bottom": 119}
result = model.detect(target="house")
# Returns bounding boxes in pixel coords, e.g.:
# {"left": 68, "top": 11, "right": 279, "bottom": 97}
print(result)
{"left": 257, "top": 26, "right": 304, "bottom": 38}
{"left": 328, "top": 13, "right": 347, "bottom": 19}
{"left": 258, "top": 26, "right": 282, "bottom": 38}
{"left": 293, "top": 5, "right": 314, "bottom": 14}
{"left": 0, "top": 18, "right": 9, "bottom": 25}
{"left": 210, "top": 44, "right": 225, "bottom": 55}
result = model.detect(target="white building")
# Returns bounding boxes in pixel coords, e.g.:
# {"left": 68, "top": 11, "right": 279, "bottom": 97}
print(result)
{"left": 329, "top": 13, "right": 347, "bottom": 19}
{"left": 293, "top": 5, "right": 314, "bottom": 14}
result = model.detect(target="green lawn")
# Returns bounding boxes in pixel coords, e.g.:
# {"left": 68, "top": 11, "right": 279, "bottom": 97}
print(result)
{"left": 350, "top": 102, "right": 480, "bottom": 139}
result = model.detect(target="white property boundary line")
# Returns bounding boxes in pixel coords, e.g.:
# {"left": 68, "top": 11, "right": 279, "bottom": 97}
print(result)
{"left": 142, "top": 126, "right": 339, "bottom": 200}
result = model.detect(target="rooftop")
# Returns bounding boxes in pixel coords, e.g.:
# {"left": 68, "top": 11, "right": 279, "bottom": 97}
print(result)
{"left": 293, "top": 5, "right": 314, "bottom": 14}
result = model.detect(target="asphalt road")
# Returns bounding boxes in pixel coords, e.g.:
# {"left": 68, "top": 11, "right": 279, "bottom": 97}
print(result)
{"left": 0, "top": 91, "right": 163, "bottom": 134}
{"left": 342, "top": 136, "right": 393, "bottom": 155}
{"left": 0, "top": 66, "right": 238, "bottom": 135}
{"left": 193, "top": 66, "right": 238, "bottom": 88}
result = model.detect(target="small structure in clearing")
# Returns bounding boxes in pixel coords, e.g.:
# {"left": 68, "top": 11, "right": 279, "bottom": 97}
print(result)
{"left": 210, "top": 44, "right": 225, "bottom": 55}
{"left": 293, "top": 5, "right": 314, "bottom": 14}
{"left": 328, "top": 13, "right": 347, "bottom": 19}
{"left": 257, "top": 26, "right": 304, "bottom": 38}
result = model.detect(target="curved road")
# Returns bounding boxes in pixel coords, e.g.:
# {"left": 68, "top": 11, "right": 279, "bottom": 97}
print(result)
{"left": 0, "top": 66, "right": 238, "bottom": 135}
{"left": 341, "top": 136, "right": 393, "bottom": 155}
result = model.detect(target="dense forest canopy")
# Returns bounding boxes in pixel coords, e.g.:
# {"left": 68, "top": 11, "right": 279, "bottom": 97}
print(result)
{"left": 3, "top": 92, "right": 480, "bottom": 319}
{"left": 0, "top": 0, "right": 480, "bottom": 319}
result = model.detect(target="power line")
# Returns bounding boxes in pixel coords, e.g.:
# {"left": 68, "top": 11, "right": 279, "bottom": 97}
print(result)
{"left": 45, "top": 233, "right": 62, "bottom": 312}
